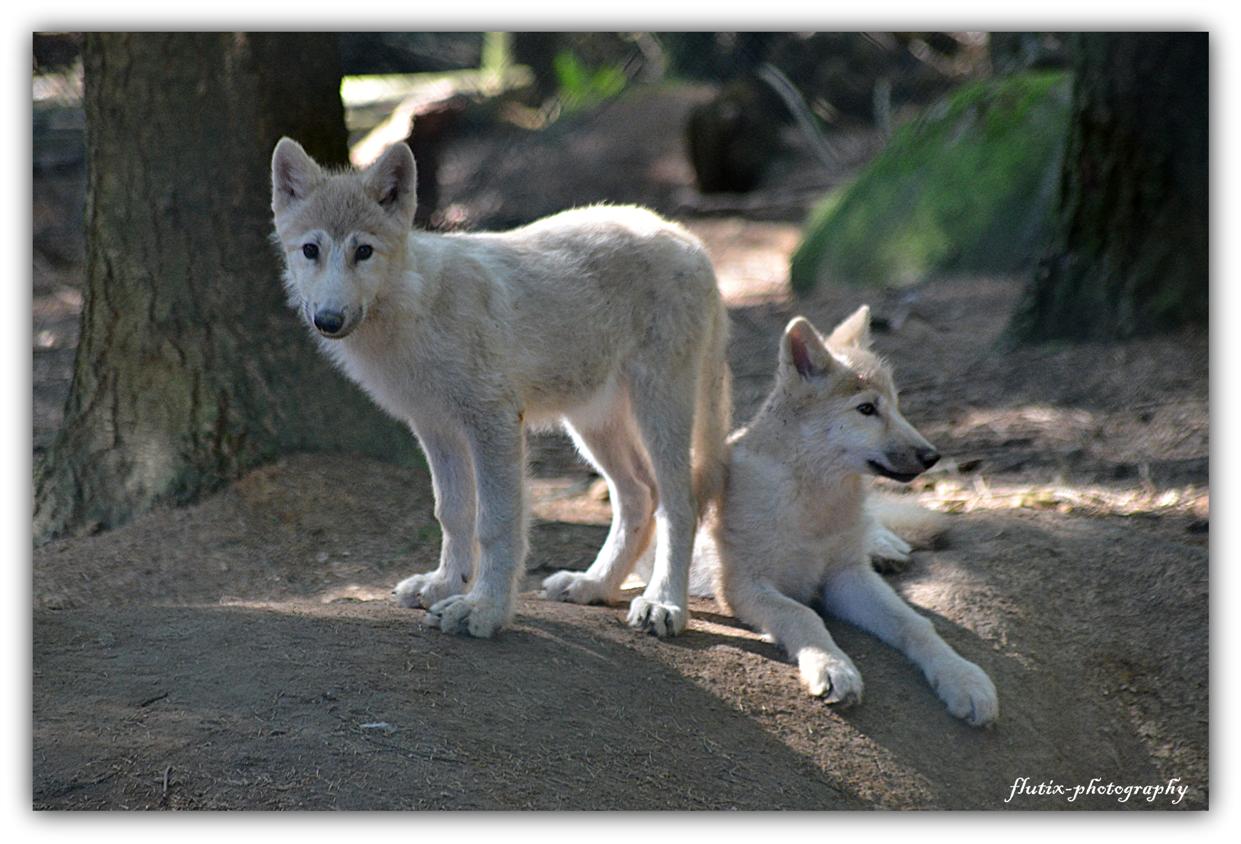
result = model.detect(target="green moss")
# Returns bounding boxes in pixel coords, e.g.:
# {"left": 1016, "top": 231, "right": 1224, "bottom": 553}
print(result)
{"left": 553, "top": 50, "right": 628, "bottom": 112}
{"left": 790, "top": 72, "right": 1071, "bottom": 293}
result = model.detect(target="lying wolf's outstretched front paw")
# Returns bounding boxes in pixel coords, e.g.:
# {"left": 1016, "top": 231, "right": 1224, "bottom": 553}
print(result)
{"left": 799, "top": 650, "right": 864, "bottom": 706}
{"left": 540, "top": 570, "right": 616, "bottom": 605}
{"left": 627, "top": 596, "right": 687, "bottom": 637}
{"left": 427, "top": 592, "right": 509, "bottom": 638}
{"left": 393, "top": 571, "right": 466, "bottom": 610}
{"left": 931, "top": 656, "right": 999, "bottom": 727}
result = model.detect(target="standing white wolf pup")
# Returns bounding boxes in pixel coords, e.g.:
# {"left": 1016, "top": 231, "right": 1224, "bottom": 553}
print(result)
{"left": 706, "top": 307, "right": 998, "bottom": 726}
{"left": 270, "top": 138, "right": 730, "bottom": 639}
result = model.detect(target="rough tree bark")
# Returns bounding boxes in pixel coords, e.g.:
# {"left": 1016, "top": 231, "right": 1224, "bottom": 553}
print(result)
{"left": 35, "top": 33, "right": 417, "bottom": 543}
{"left": 1011, "top": 32, "right": 1208, "bottom": 341}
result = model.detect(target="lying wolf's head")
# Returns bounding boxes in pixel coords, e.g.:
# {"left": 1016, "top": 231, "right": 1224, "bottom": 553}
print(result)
{"left": 773, "top": 307, "right": 939, "bottom": 482}
{"left": 270, "top": 138, "right": 417, "bottom": 339}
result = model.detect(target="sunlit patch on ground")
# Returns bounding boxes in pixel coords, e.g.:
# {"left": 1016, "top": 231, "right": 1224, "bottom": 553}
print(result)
{"left": 909, "top": 475, "right": 1208, "bottom": 519}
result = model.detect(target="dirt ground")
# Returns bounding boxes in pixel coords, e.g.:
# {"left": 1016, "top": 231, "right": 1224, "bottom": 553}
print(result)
{"left": 32, "top": 86, "right": 1208, "bottom": 810}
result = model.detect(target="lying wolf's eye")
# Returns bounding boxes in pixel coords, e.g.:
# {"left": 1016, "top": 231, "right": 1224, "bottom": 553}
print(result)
{"left": 302, "top": 243, "right": 319, "bottom": 260}
{"left": 355, "top": 244, "right": 373, "bottom": 261}
{"left": 856, "top": 402, "right": 877, "bottom": 416}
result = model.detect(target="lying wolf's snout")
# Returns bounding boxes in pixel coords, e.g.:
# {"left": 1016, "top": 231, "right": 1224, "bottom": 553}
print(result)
{"left": 870, "top": 442, "right": 940, "bottom": 483}
{"left": 313, "top": 309, "right": 346, "bottom": 336}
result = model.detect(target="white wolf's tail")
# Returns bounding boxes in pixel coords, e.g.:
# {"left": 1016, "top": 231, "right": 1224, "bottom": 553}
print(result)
{"left": 692, "top": 302, "right": 732, "bottom": 516}
{"left": 866, "top": 494, "right": 948, "bottom": 548}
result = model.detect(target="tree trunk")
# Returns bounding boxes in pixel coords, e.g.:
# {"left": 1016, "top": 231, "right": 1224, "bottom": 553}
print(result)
{"left": 1011, "top": 32, "right": 1207, "bottom": 341}
{"left": 35, "top": 33, "right": 418, "bottom": 543}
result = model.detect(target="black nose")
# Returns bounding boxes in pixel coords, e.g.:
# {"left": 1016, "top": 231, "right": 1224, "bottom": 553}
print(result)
{"left": 917, "top": 447, "right": 941, "bottom": 470}
{"left": 313, "top": 309, "right": 345, "bottom": 335}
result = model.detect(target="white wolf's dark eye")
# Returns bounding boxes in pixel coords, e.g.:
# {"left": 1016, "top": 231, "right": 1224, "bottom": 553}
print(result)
{"left": 355, "top": 244, "right": 373, "bottom": 261}
{"left": 857, "top": 402, "right": 877, "bottom": 416}
{"left": 302, "top": 243, "right": 319, "bottom": 260}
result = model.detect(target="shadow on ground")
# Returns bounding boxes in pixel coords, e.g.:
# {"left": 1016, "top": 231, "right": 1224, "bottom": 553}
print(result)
{"left": 35, "top": 601, "right": 862, "bottom": 810}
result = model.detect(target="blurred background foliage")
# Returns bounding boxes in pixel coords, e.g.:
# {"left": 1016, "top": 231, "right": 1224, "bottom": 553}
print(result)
{"left": 34, "top": 30, "right": 1203, "bottom": 339}
{"left": 791, "top": 71, "right": 1071, "bottom": 292}
{"left": 36, "top": 29, "right": 1204, "bottom": 336}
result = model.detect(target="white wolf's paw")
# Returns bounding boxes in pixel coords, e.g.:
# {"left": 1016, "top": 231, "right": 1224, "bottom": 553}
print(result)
{"left": 540, "top": 570, "right": 617, "bottom": 605}
{"left": 931, "top": 656, "right": 999, "bottom": 727}
{"left": 869, "top": 527, "right": 913, "bottom": 574}
{"left": 799, "top": 650, "right": 864, "bottom": 706}
{"left": 627, "top": 596, "right": 687, "bottom": 638}
{"left": 393, "top": 571, "right": 467, "bottom": 610}
{"left": 427, "top": 592, "right": 510, "bottom": 639}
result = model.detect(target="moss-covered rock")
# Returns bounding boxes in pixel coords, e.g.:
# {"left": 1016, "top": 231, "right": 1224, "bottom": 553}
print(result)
{"left": 790, "top": 72, "right": 1071, "bottom": 292}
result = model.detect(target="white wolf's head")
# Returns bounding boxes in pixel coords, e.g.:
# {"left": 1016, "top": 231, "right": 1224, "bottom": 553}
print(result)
{"left": 270, "top": 138, "right": 417, "bottom": 339}
{"left": 770, "top": 307, "right": 940, "bottom": 482}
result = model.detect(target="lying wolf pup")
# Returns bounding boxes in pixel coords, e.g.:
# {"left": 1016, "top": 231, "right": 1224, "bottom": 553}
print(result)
{"left": 704, "top": 308, "right": 997, "bottom": 726}
{"left": 271, "top": 139, "right": 730, "bottom": 639}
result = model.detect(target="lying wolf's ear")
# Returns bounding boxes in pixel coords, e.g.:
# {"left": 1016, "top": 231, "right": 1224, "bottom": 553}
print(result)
{"left": 826, "top": 305, "right": 873, "bottom": 351}
{"left": 781, "top": 317, "right": 835, "bottom": 380}
{"left": 363, "top": 143, "right": 417, "bottom": 223}
{"left": 271, "top": 137, "right": 322, "bottom": 213}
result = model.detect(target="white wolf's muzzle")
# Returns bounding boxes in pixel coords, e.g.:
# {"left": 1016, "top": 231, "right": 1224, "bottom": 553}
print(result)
{"left": 868, "top": 444, "right": 940, "bottom": 483}
{"left": 308, "top": 302, "right": 364, "bottom": 339}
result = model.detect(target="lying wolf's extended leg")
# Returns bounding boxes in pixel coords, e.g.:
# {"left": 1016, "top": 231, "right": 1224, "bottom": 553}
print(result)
{"left": 821, "top": 565, "right": 998, "bottom": 726}
{"left": 542, "top": 407, "right": 656, "bottom": 605}
{"left": 428, "top": 416, "right": 526, "bottom": 638}
{"left": 394, "top": 428, "right": 477, "bottom": 610}
{"left": 728, "top": 580, "right": 864, "bottom": 704}
{"left": 625, "top": 369, "right": 698, "bottom": 637}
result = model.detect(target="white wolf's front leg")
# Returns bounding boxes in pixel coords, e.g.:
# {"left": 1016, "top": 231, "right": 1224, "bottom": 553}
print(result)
{"left": 727, "top": 580, "right": 864, "bottom": 705}
{"left": 427, "top": 418, "right": 526, "bottom": 639}
{"left": 394, "top": 428, "right": 478, "bottom": 610}
{"left": 821, "top": 565, "right": 998, "bottom": 726}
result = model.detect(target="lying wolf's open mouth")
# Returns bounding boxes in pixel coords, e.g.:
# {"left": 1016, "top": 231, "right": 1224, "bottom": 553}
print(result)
{"left": 867, "top": 460, "right": 922, "bottom": 483}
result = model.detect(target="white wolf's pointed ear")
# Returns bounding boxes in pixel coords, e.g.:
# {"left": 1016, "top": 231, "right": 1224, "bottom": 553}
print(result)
{"left": 780, "top": 317, "right": 835, "bottom": 380}
{"left": 363, "top": 143, "right": 417, "bottom": 224}
{"left": 826, "top": 305, "right": 873, "bottom": 351}
{"left": 271, "top": 137, "right": 322, "bottom": 212}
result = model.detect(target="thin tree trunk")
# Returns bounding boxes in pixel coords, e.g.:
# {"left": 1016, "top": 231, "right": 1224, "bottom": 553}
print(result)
{"left": 35, "top": 33, "right": 417, "bottom": 543}
{"left": 1011, "top": 32, "right": 1207, "bottom": 341}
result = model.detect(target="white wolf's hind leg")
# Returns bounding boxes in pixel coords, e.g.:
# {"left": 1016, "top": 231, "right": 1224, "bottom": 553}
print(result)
{"left": 624, "top": 368, "right": 698, "bottom": 637}
{"left": 821, "top": 565, "right": 998, "bottom": 726}
{"left": 394, "top": 429, "right": 477, "bottom": 610}
{"left": 542, "top": 406, "right": 657, "bottom": 606}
